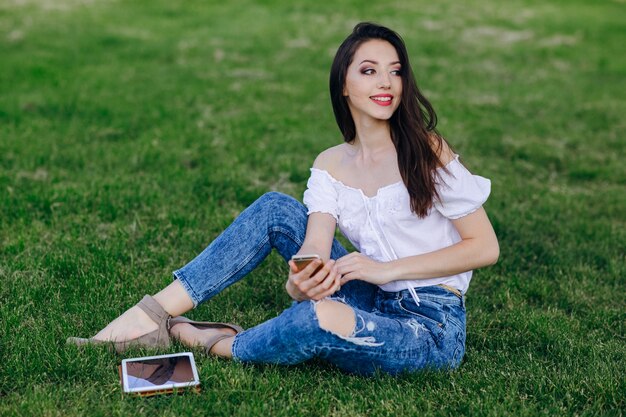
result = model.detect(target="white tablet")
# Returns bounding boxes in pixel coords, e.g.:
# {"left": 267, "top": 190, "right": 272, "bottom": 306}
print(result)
{"left": 121, "top": 352, "right": 200, "bottom": 395}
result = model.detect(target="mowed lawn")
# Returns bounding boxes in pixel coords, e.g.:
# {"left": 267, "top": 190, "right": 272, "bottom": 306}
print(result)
{"left": 0, "top": 0, "right": 624, "bottom": 416}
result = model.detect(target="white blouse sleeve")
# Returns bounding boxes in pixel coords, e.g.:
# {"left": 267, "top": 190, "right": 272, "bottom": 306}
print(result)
{"left": 433, "top": 156, "right": 491, "bottom": 219}
{"left": 302, "top": 168, "right": 339, "bottom": 221}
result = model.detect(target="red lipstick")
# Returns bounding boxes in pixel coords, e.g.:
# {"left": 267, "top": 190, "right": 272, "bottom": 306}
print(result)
{"left": 370, "top": 94, "right": 393, "bottom": 106}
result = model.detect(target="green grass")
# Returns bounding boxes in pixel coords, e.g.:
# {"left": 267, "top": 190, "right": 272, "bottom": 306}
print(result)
{"left": 1, "top": 0, "right": 624, "bottom": 415}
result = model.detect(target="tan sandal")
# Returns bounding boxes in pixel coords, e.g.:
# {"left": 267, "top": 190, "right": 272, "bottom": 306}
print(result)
{"left": 67, "top": 295, "right": 171, "bottom": 353}
{"left": 169, "top": 316, "right": 243, "bottom": 354}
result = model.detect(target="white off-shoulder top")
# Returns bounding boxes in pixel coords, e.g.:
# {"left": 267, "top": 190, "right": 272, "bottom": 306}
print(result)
{"left": 302, "top": 155, "right": 491, "bottom": 295}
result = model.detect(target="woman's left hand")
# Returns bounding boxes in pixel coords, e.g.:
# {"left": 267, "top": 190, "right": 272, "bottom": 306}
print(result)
{"left": 334, "top": 252, "right": 392, "bottom": 286}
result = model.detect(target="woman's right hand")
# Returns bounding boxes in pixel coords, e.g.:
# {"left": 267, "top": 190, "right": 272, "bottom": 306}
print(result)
{"left": 285, "top": 258, "right": 341, "bottom": 301}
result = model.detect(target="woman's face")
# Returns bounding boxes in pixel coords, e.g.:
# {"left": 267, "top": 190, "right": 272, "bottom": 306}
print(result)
{"left": 343, "top": 39, "right": 402, "bottom": 125}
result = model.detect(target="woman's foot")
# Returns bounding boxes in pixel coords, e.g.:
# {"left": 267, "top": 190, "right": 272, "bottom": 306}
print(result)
{"left": 68, "top": 295, "right": 172, "bottom": 353}
{"left": 90, "top": 280, "right": 194, "bottom": 343}
{"left": 91, "top": 305, "right": 158, "bottom": 342}
{"left": 170, "top": 322, "right": 236, "bottom": 357}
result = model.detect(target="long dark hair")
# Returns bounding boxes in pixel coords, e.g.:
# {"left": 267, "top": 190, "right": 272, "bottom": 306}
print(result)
{"left": 329, "top": 22, "right": 444, "bottom": 217}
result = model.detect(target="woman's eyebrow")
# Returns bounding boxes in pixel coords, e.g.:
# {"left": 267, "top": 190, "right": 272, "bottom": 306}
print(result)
{"left": 359, "top": 59, "right": 401, "bottom": 65}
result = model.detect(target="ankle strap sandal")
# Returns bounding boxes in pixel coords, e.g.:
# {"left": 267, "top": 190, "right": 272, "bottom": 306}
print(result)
{"left": 169, "top": 316, "right": 243, "bottom": 354}
{"left": 67, "top": 294, "right": 172, "bottom": 353}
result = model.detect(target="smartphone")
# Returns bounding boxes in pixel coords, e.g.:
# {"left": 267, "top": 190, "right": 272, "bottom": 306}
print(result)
{"left": 120, "top": 352, "right": 200, "bottom": 396}
{"left": 291, "top": 254, "right": 324, "bottom": 274}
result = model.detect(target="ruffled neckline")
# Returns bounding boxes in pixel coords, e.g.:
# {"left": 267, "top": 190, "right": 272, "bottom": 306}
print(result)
{"left": 310, "top": 168, "right": 403, "bottom": 199}
{"left": 310, "top": 154, "right": 460, "bottom": 199}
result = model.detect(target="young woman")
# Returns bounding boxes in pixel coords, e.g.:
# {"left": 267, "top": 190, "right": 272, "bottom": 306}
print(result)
{"left": 69, "top": 22, "right": 499, "bottom": 376}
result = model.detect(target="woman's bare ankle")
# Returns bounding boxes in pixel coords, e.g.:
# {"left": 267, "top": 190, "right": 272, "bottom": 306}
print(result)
{"left": 169, "top": 323, "right": 235, "bottom": 358}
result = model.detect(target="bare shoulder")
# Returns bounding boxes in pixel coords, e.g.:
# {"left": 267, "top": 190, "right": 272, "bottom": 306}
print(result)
{"left": 312, "top": 143, "right": 348, "bottom": 172}
{"left": 431, "top": 134, "right": 456, "bottom": 166}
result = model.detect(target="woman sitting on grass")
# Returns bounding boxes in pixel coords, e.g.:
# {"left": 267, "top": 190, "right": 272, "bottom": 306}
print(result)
{"left": 69, "top": 22, "right": 499, "bottom": 376}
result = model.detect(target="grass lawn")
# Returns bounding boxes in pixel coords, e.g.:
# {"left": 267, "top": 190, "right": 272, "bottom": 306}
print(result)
{"left": 1, "top": 0, "right": 624, "bottom": 415}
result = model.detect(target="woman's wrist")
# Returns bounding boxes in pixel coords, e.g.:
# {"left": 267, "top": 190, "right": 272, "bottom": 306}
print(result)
{"left": 382, "top": 261, "right": 397, "bottom": 284}
{"left": 285, "top": 277, "right": 305, "bottom": 301}
{"left": 381, "top": 259, "right": 412, "bottom": 284}
{"left": 285, "top": 279, "right": 297, "bottom": 300}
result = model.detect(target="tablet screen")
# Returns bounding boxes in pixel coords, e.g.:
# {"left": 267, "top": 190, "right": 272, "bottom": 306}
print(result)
{"left": 121, "top": 352, "right": 200, "bottom": 394}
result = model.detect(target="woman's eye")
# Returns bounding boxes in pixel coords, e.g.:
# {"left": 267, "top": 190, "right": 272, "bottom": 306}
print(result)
{"left": 391, "top": 69, "right": 402, "bottom": 76}
{"left": 361, "top": 68, "right": 375, "bottom": 75}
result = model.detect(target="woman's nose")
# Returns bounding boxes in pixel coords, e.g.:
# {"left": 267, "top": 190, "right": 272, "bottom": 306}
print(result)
{"left": 377, "top": 73, "right": 391, "bottom": 89}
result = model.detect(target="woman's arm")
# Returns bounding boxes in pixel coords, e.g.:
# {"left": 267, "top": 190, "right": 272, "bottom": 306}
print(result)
{"left": 296, "top": 212, "right": 337, "bottom": 261}
{"left": 335, "top": 207, "right": 499, "bottom": 286}
{"left": 285, "top": 212, "right": 343, "bottom": 301}
{"left": 286, "top": 146, "right": 346, "bottom": 300}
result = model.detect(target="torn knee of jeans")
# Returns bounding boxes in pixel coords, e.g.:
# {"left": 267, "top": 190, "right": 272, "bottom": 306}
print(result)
{"left": 327, "top": 294, "right": 347, "bottom": 305}
{"left": 313, "top": 299, "right": 355, "bottom": 337}
{"left": 313, "top": 300, "right": 384, "bottom": 347}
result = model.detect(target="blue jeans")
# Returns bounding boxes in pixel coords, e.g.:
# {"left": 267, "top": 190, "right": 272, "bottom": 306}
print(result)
{"left": 174, "top": 192, "right": 466, "bottom": 376}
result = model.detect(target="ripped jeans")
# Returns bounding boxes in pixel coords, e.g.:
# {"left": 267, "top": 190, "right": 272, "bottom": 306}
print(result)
{"left": 173, "top": 192, "right": 466, "bottom": 376}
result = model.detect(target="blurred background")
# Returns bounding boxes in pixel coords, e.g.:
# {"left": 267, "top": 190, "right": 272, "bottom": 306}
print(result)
{"left": 1, "top": 0, "right": 624, "bottom": 416}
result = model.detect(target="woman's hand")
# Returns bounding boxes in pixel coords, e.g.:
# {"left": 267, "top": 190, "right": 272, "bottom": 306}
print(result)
{"left": 334, "top": 252, "right": 392, "bottom": 286}
{"left": 286, "top": 258, "right": 341, "bottom": 301}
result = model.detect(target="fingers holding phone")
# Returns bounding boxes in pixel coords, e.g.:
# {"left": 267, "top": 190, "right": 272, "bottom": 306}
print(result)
{"left": 287, "top": 254, "right": 341, "bottom": 301}
{"left": 306, "top": 261, "right": 341, "bottom": 300}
